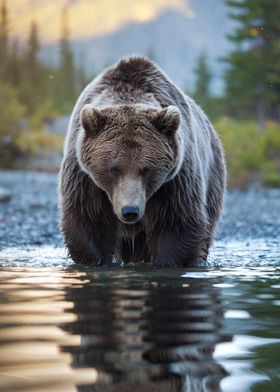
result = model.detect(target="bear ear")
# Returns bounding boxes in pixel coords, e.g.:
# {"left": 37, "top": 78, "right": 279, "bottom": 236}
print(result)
{"left": 152, "top": 106, "right": 180, "bottom": 137}
{"left": 80, "top": 104, "right": 106, "bottom": 137}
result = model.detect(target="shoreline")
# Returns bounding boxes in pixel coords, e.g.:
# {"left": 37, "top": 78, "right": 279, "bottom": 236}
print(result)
{"left": 1, "top": 170, "right": 280, "bottom": 250}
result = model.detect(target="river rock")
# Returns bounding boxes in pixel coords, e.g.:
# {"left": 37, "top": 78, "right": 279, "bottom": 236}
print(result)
{"left": 0, "top": 187, "right": 12, "bottom": 202}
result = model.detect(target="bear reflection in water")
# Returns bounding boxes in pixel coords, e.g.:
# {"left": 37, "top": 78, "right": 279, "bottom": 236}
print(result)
{"left": 61, "top": 275, "right": 231, "bottom": 392}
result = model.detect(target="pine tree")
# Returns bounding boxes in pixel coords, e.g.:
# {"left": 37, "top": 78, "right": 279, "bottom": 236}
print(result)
{"left": 26, "top": 20, "right": 40, "bottom": 90}
{"left": 193, "top": 51, "right": 211, "bottom": 103}
{"left": 192, "top": 51, "right": 217, "bottom": 117}
{"left": 76, "top": 52, "right": 88, "bottom": 91}
{"left": 0, "top": 81, "right": 26, "bottom": 166}
{"left": 27, "top": 20, "right": 39, "bottom": 71}
{"left": 0, "top": 0, "right": 9, "bottom": 79}
{"left": 58, "top": 6, "right": 75, "bottom": 110}
{"left": 225, "top": 0, "right": 280, "bottom": 128}
{"left": 19, "top": 20, "right": 42, "bottom": 114}
{"left": 8, "top": 38, "right": 21, "bottom": 86}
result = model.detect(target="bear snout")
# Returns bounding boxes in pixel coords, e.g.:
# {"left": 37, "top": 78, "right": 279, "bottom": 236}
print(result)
{"left": 112, "top": 177, "right": 146, "bottom": 224}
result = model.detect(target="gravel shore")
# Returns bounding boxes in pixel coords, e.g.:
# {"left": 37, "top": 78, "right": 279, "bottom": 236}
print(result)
{"left": 1, "top": 170, "right": 280, "bottom": 249}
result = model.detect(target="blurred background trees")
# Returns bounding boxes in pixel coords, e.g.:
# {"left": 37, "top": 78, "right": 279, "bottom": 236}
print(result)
{"left": 0, "top": 0, "right": 88, "bottom": 168}
{"left": 0, "top": 0, "right": 279, "bottom": 187}
{"left": 192, "top": 0, "right": 280, "bottom": 187}
{"left": 224, "top": 0, "right": 280, "bottom": 128}
{"left": 193, "top": 51, "right": 212, "bottom": 112}
{"left": 0, "top": 1, "right": 85, "bottom": 117}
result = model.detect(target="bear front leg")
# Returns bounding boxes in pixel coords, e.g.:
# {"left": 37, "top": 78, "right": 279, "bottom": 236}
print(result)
{"left": 150, "top": 226, "right": 207, "bottom": 268}
{"left": 61, "top": 206, "right": 115, "bottom": 265}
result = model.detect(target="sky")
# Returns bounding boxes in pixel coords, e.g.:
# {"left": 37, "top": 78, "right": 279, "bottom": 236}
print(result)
{"left": 8, "top": 0, "right": 194, "bottom": 43}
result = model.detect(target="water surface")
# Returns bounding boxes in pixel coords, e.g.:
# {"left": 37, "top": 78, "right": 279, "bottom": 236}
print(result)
{"left": 0, "top": 242, "right": 279, "bottom": 392}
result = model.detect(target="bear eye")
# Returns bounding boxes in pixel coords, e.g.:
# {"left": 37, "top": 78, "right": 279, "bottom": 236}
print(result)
{"left": 110, "top": 167, "right": 120, "bottom": 177}
{"left": 139, "top": 167, "right": 149, "bottom": 176}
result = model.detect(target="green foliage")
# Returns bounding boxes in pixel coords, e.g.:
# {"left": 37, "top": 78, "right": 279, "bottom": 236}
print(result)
{"left": 192, "top": 52, "right": 226, "bottom": 120}
{"left": 29, "top": 100, "right": 60, "bottom": 131}
{"left": 0, "top": 0, "right": 279, "bottom": 191}
{"left": 215, "top": 118, "right": 280, "bottom": 188}
{"left": 193, "top": 52, "right": 211, "bottom": 102}
{"left": 0, "top": 0, "right": 8, "bottom": 79}
{"left": 224, "top": 0, "right": 280, "bottom": 127}
{"left": 14, "top": 130, "right": 63, "bottom": 156}
{"left": 192, "top": 51, "right": 213, "bottom": 116}
{"left": 0, "top": 0, "right": 88, "bottom": 168}
{"left": 0, "top": 1, "right": 83, "bottom": 116}
{"left": 27, "top": 20, "right": 39, "bottom": 69}
{"left": 0, "top": 82, "right": 26, "bottom": 166}
{"left": 56, "top": 7, "right": 76, "bottom": 108}
{"left": 0, "top": 82, "right": 26, "bottom": 135}
{"left": 0, "top": 81, "right": 63, "bottom": 168}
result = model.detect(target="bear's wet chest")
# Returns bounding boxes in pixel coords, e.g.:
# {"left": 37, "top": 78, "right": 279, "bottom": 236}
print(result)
{"left": 118, "top": 220, "right": 145, "bottom": 241}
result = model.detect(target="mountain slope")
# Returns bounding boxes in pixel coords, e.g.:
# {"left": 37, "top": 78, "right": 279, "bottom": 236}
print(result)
{"left": 41, "top": 0, "right": 234, "bottom": 93}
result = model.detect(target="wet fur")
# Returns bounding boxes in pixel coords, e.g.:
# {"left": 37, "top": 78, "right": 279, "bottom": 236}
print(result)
{"left": 59, "top": 56, "right": 226, "bottom": 267}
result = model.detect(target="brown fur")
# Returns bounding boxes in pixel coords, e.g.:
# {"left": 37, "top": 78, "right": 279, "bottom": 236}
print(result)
{"left": 59, "top": 56, "right": 226, "bottom": 267}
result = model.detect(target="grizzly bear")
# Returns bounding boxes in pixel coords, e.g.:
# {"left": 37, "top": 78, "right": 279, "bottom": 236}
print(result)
{"left": 59, "top": 56, "right": 226, "bottom": 267}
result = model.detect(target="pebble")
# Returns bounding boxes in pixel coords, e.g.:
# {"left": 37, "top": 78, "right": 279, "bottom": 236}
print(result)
{"left": 0, "top": 187, "right": 12, "bottom": 203}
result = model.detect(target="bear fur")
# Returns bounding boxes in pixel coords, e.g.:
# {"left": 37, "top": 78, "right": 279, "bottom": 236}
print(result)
{"left": 59, "top": 56, "right": 226, "bottom": 267}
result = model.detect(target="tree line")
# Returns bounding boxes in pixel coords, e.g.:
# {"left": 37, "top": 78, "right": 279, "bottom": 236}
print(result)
{"left": 1, "top": 0, "right": 280, "bottom": 173}
{"left": 193, "top": 0, "right": 280, "bottom": 129}
{"left": 1, "top": 0, "right": 279, "bottom": 129}
{"left": 0, "top": 1, "right": 87, "bottom": 121}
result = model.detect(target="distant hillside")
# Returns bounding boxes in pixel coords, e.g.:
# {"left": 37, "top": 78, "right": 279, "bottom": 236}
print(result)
{"left": 41, "top": 0, "right": 234, "bottom": 94}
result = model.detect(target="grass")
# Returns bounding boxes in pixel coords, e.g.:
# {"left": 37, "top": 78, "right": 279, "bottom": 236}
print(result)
{"left": 215, "top": 118, "right": 280, "bottom": 188}
{"left": 0, "top": 129, "right": 63, "bottom": 169}
{"left": 14, "top": 129, "right": 64, "bottom": 155}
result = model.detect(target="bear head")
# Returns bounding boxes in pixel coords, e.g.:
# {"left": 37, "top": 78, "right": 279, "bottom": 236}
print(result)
{"left": 77, "top": 104, "right": 182, "bottom": 224}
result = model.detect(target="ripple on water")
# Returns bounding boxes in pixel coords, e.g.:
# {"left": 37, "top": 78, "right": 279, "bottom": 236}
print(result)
{"left": 0, "top": 241, "right": 279, "bottom": 391}
{"left": 0, "top": 238, "right": 279, "bottom": 269}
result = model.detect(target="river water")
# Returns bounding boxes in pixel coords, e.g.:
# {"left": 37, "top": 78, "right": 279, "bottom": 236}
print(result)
{"left": 0, "top": 243, "right": 279, "bottom": 392}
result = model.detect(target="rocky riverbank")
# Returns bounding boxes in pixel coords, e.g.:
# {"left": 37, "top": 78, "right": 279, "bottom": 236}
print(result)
{"left": 0, "top": 170, "right": 280, "bottom": 249}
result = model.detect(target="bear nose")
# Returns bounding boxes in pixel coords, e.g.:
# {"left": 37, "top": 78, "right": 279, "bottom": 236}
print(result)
{"left": 121, "top": 206, "right": 139, "bottom": 222}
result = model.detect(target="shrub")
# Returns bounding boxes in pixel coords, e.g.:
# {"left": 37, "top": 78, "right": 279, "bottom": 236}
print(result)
{"left": 14, "top": 130, "right": 64, "bottom": 156}
{"left": 0, "top": 82, "right": 27, "bottom": 167}
{"left": 215, "top": 118, "right": 280, "bottom": 188}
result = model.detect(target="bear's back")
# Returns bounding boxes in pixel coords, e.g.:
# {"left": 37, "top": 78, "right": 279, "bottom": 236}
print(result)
{"left": 99, "top": 56, "right": 188, "bottom": 111}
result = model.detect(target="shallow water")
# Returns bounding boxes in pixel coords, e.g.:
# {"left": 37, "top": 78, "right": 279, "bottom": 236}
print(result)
{"left": 0, "top": 242, "right": 279, "bottom": 392}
